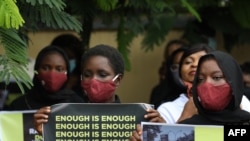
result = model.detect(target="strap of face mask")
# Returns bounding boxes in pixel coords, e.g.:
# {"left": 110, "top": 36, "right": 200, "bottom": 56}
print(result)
{"left": 112, "top": 74, "right": 121, "bottom": 81}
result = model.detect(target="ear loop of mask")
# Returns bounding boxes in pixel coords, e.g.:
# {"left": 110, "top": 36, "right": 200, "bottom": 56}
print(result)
{"left": 112, "top": 74, "right": 121, "bottom": 82}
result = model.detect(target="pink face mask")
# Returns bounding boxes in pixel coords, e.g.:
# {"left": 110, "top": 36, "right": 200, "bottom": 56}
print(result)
{"left": 81, "top": 75, "right": 119, "bottom": 103}
{"left": 37, "top": 71, "right": 67, "bottom": 93}
{"left": 197, "top": 82, "right": 232, "bottom": 111}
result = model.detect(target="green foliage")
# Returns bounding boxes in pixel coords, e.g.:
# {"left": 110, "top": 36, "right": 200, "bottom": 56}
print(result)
{"left": 0, "top": 0, "right": 83, "bottom": 93}
{"left": 95, "top": 0, "right": 118, "bottom": 11}
{"left": 19, "top": 0, "right": 82, "bottom": 32}
{"left": 25, "top": 0, "right": 66, "bottom": 11}
{"left": 0, "top": 0, "right": 24, "bottom": 29}
{"left": 181, "top": 0, "right": 201, "bottom": 21}
{"left": 142, "top": 14, "right": 176, "bottom": 52}
{"left": 0, "top": 28, "right": 32, "bottom": 93}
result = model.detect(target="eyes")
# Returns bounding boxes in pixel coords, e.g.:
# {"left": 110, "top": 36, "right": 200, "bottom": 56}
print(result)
{"left": 197, "top": 75, "right": 225, "bottom": 83}
{"left": 82, "top": 70, "right": 110, "bottom": 79}
{"left": 40, "top": 65, "right": 66, "bottom": 72}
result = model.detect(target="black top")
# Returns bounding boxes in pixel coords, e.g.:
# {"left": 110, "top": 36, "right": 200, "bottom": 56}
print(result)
{"left": 9, "top": 89, "right": 85, "bottom": 110}
{"left": 180, "top": 51, "right": 250, "bottom": 125}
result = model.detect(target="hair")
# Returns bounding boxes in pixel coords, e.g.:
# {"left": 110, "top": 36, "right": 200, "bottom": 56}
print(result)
{"left": 164, "top": 39, "right": 187, "bottom": 59}
{"left": 240, "top": 61, "right": 250, "bottom": 74}
{"left": 81, "top": 44, "right": 125, "bottom": 75}
{"left": 179, "top": 43, "right": 214, "bottom": 78}
{"left": 33, "top": 45, "right": 70, "bottom": 84}
{"left": 51, "top": 34, "right": 83, "bottom": 74}
{"left": 51, "top": 34, "right": 83, "bottom": 55}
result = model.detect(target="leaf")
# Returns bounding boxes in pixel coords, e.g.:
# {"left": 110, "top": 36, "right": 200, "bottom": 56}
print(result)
{"left": 0, "top": 0, "right": 24, "bottom": 29}
{"left": 181, "top": 0, "right": 201, "bottom": 22}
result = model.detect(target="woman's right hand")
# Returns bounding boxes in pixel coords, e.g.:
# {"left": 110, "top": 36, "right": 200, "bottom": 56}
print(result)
{"left": 33, "top": 106, "right": 51, "bottom": 135}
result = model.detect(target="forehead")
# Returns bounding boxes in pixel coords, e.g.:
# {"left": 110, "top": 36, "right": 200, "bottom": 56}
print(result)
{"left": 40, "top": 52, "right": 66, "bottom": 65}
{"left": 83, "top": 56, "right": 114, "bottom": 72}
{"left": 199, "top": 59, "right": 221, "bottom": 74}
{"left": 185, "top": 51, "right": 207, "bottom": 60}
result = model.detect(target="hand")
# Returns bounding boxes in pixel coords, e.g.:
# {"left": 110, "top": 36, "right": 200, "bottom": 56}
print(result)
{"left": 129, "top": 124, "right": 142, "bottom": 141}
{"left": 177, "top": 97, "right": 197, "bottom": 123}
{"left": 144, "top": 108, "right": 166, "bottom": 123}
{"left": 33, "top": 106, "right": 51, "bottom": 135}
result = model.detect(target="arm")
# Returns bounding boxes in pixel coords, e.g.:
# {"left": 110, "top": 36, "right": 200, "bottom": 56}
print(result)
{"left": 33, "top": 106, "right": 51, "bottom": 135}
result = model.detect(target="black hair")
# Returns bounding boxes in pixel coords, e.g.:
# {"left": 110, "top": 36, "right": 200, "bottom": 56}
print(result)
{"left": 179, "top": 43, "right": 214, "bottom": 78}
{"left": 51, "top": 34, "right": 83, "bottom": 55}
{"left": 33, "top": 45, "right": 70, "bottom": 85}
{"left": 240, "top": 61, "right": 250, "bottom": 74}
{"left": 164, "top": 39, "right": 187, "bottom": 59}
{"left": 51, "top": 34, "right": 83, "bottom": 74}
{"left": 81, "top": 44, "right": 125, "bottom": 75}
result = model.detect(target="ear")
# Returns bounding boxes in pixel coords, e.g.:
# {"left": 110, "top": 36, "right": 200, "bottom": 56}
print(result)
{"left": 115, "top": 74, "right": 123, "bottom": 86}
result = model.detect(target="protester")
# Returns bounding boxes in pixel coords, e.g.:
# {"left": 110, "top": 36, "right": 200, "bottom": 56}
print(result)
{"left": 157, "top": 43, "right": 213, "bottom": 124}
{"left": 179, "top": 51, "right": 250, "bottom": 125}
{"left": 9, "top": 45, "right": 84, "bottom": 110}
{"left": 34, "top": 44, "right": 160, "bottom": 135}
{"left": 51, "top": 34, "right": 84, "bottom": 97}
{"left": 155, "top": 39, "right": 187, "bottom": 83}
{"left": 240, "top": 61, "right": 250, "bottom": 100}
{"left": 150, "top": 46, "right": 188, "bottom": 108}
{"left": 129, "top": 43, "right": 213, "bottom": 141}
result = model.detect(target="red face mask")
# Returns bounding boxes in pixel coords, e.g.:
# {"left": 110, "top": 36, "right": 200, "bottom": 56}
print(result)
{"left": 81, "top": 75, "right": 119, "bottom": 103}
{"left": 197, "top": 82, "right": 232, "bottom": 111}
{"left": 37, "top": 72, "right": 67, "bottom": 93}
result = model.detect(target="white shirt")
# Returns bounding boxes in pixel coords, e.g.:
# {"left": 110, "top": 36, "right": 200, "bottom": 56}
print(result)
{"left": 157, "top": 94, "right": 250, "bottom": 124}
{"left": 157, "top": 93, "right": 188, "bottom": 124}
{"left": 241, "top": 95, "right": 250, "bottom": 112}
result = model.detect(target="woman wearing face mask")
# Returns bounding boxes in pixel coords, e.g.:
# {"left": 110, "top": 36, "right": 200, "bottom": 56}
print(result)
{"left": 51, "top": 34, "right": 84, "bottom": 99}
{"left": 34, "top": 44, "right": 143, "bottom": 135}
{"left": 150, "top": 46, "right": 188, "bottom": 109}
{"left": 179, "top": 51, "right": 250, "bottom": 125}
{"left": 9, "top": 45, "right": 84, "bottom": 110}
{"left": 80, "top": 44, "right": 124, "bottom": 103}
{"left": 129, "top": 44, "right": 213, "bottom": 141}
{"left": 156, "top": 43, "right": 214, "bottom": 124}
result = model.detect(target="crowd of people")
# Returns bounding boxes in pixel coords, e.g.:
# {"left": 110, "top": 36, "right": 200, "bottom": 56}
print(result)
{"left": 1, "top": 34, "right": 250, "bottom": 140}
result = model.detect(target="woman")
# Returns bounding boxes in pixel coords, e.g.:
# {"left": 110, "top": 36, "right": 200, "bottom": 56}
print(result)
{"left": 34, "top": 44, "right": 146, "bottom": 134}
{"left": 150, "top": 46, "right": 188, "bottom": 108}
{"left": 9, "top": 45, "right": 84, "bottom": 110}
{"left": 128, "top": 43, "right": 213, "bottom": 141}
{"left": 157, "top": 43, "right": 213, "bottom": 124}
{"left": 179, "top": 51, "right": 250, "bottom": 125}
{"left": 50, "top": 34, "right": 84, "bottom": 98}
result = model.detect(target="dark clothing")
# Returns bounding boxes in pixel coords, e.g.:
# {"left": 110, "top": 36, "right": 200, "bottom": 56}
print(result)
{"left": 83, "top": 94, "right": 121, "bottom": 103}
{"left": 180, "top": 51, "right": 250, "bottom": 125}
{"left": 114, "top": 95, "right": 121, "bottom": 103}
{"left": 150, "top": 80, "right": 184, "bottom": 109}
{"left": 9, "top": 89, "right": 85, "bottom": 110}
{"left": 179, "top": 114, "right": 250, "bottom": 125}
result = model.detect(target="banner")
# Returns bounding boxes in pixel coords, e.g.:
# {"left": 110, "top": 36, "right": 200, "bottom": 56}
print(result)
{"left": 43, "top": 103, "right": 153, "bottom": 141}
{"left": 0, "top": 110, "right": 42, "bottom": 141}
{"left": 141, "top": 122, "right": 224, "bottom": 141}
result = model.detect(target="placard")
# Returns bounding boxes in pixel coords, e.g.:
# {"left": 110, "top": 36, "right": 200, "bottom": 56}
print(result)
{"left": 141, "top": 122, "right": 223, "bottom": 141}
{"left": 43, "top": 103, "right": 153, "bottom": 141}
{"left": 0, "top": 110, "right": 42, "bottom": 141}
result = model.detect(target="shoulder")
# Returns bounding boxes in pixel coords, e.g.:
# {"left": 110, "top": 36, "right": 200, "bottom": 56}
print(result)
{"left": 9, "top": 95, "right": 27, "bottom": 110}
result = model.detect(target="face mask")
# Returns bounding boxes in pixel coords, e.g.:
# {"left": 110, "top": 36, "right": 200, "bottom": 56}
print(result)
{"left": 170, "top": 64, "right": 186, "bottom": 89}
{"left": 69, "top": 59, "right": 76, "bottom": 73}
{"left": 197, "top": 82, "right": 232, "bottom": 111}
{"left": 38, "top": 71, "right": 67, "bottom": 93}
{"left": 81, "top": 75, "right": 119, "bottom": 103}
